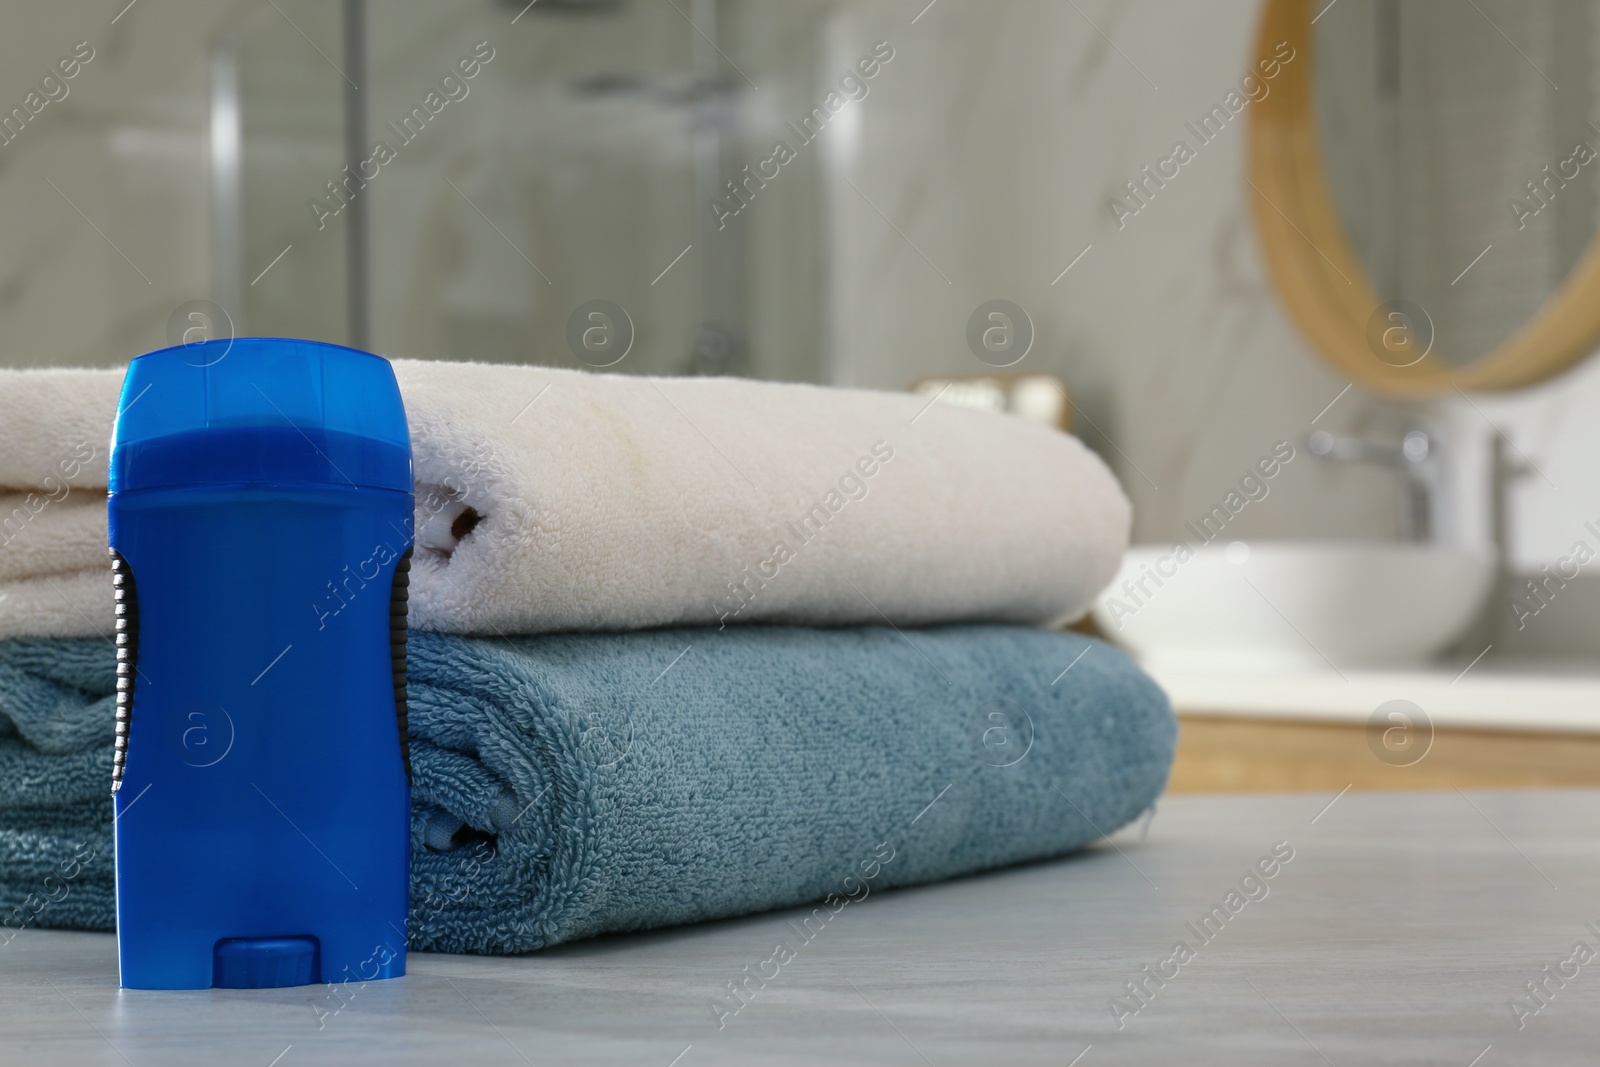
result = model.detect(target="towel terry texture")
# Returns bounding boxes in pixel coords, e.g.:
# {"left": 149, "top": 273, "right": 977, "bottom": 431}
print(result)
{"left": 0, "top": 625, "right": 1174, "bottom": 951}
{"left": 0, "top": 361, "right": 1130, "bottom": 640}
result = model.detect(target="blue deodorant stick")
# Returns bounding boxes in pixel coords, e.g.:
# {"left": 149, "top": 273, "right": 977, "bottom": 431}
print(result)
{"left": 108, "top": 337, "right": 414, "bottom": 990}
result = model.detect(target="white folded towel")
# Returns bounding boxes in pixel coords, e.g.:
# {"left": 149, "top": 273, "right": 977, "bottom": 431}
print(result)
{"left": 0, "top": 383, "right": 113, "bottom": 639}
{"left": 0, "top": 360, "right": 1129, "bottom": 639}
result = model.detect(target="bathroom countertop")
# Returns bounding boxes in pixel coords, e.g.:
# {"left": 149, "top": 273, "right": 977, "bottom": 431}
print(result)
{"left": 2, "top": 790, "right": 1596, "bottom": 1066}
{"left": 1153, "top": 663, "right": 1600, "bottom": 733}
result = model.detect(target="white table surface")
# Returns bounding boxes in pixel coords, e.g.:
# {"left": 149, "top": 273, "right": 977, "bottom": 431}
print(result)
{"left": 2, "top": 789, "right": 1596, "bottom": 1066}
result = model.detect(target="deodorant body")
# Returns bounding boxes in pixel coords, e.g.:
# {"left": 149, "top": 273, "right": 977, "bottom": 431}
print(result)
{"left": 108, "top": 338, "right": 413, "bottom": 990}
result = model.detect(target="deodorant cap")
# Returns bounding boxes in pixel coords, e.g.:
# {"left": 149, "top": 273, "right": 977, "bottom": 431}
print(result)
{"left": 110, "top": 337, "right": 412, "bottom": 494}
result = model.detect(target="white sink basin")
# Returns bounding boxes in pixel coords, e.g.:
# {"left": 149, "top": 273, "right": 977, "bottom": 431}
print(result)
{"left": 1091, "top": 540, "right": 1496, "bottom": 670}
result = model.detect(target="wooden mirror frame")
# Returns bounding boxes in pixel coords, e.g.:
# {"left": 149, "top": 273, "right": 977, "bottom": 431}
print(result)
{"left": 1247, "top": 0, "right": 1600, "bottom": 397}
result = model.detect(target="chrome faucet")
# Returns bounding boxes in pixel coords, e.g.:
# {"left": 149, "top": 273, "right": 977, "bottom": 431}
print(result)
{"left": 1307, "top": 426, "right": 1443, "bottom": 542}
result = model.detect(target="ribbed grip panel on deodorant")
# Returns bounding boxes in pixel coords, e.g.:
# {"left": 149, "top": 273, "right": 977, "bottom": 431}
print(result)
{"left": 110, "top": 548, "right": 138, "bottom": 793}
{"left": 391, "top": 548, "right": 412, "bottom": 784}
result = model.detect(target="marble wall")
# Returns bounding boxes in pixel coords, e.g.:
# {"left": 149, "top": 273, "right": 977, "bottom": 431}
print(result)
{"left": 816, "top": 0, "right": 1399, "bottom": 542}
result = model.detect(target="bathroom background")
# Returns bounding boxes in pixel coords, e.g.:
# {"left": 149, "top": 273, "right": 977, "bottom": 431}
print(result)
{"left": 5, "top": 0, "right": 1600, "bottom": 667}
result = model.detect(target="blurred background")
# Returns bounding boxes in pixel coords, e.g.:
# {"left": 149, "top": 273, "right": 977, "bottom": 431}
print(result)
{"left": 7, "top": 0, "right": 1600, "bottom": 789}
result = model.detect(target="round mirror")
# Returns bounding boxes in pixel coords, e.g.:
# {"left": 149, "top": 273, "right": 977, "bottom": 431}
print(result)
{"left": 1248, "top": 0, "right": 1600, "bottom": 395}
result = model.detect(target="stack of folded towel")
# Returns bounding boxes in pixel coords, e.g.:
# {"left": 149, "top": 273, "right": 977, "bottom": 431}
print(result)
{"left": 0, "top": 359, "right": 1173, "bottom": 952}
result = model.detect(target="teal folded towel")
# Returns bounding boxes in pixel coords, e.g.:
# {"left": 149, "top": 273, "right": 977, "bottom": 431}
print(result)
{"left": 0, "top": 626, "right": 1174, "bottom": 952}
